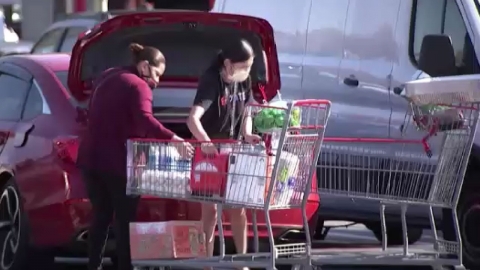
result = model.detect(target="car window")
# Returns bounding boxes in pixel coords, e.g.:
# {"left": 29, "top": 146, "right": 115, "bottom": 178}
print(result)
{"left": 411, "top": 0, "right": 467, "bottom": 66}
{"left": 22, "top": 80, "right": 51, "bottom": 120}
{"left": 0, "top": 74, "right": 29, "bottom": 121}
{"left": 59, "top": 27, "right": 87, "bottom": 53}
{"left": 31, "top": 28, "right": 65, "bottom": 54}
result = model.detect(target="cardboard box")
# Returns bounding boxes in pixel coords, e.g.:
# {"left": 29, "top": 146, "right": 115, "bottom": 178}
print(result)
{"left": 130, "top": 221, "right": 206, "bottom": 260}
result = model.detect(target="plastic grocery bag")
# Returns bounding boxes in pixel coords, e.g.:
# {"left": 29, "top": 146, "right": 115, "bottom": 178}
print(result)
{"left": 253, "top": 100, "right": 301, "bottom": 133}
{"left": 396, "top": 77, "right": 464, "bottom": 132}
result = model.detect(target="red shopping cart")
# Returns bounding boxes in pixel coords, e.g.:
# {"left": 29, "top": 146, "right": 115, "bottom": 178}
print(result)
{"left": 286, "top": 77, "right": 480, "bottom": 270}
{"left": 126, "top": 99, "right": 331, "bottom": 270}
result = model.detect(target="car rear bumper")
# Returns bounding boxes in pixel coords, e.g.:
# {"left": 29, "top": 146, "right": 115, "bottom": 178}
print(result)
{"left": 37, "top": 194, "right": 319, "bottom": 249}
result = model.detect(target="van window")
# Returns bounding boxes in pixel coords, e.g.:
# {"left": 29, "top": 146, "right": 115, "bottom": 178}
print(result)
{"left": 221, "top": 0, "right": 310, "bottom": 54}
{"left": 411, "top": 0, "right": 477, "bottom": 73}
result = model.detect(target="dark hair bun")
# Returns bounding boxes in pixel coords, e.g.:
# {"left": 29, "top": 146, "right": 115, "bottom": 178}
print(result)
{"left": 129, "top": 43, "right": 144, "bottom": 53}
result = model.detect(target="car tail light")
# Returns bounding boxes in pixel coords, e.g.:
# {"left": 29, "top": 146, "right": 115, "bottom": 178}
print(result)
{"left": 54, "top": 137, "right": 79, "bottom": 164}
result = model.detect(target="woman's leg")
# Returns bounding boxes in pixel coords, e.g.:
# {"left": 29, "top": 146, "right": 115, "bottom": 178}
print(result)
{"left": 202, "top": 203, "right": 218, "bottom": 257}
{"left": 227, "top": 207, "right": 247, "bottom": 254}
{"left": 82, "top": 170, "right": 114, "bottom": 270}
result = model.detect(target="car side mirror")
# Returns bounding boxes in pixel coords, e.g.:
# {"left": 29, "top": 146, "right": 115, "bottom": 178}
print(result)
{"left": 418, "top": 34, "right": 456, "bottom": 77}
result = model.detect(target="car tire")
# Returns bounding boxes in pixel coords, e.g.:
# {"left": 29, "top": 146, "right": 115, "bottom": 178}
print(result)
{"left": 0, "top": 178, "right": 55, "bottom": 270}
{"left": 369, "top": 223, "right": 423, "bottom": 245}
{"left": 442, "top": 186, "right": 480, "bottom": 270}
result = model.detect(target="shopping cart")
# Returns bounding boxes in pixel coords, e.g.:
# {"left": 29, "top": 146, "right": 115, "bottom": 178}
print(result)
{"left": 288, "top": 78, "right": 480, "bottom": 270}
{"left": 125, "top": 99, "right": 331, "bottom": 270}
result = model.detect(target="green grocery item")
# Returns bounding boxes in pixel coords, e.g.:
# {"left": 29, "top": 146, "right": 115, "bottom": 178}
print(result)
{"left": 278, "top": 167, "right": 289, "bottom": 182}
{"left": 253, "top": 101, "right": 302, "bottom": 133}
{"left": 275, "top": 116, "right": 284, "bottom": 127}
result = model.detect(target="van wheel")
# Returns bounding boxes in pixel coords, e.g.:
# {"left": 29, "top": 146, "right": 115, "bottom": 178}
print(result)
{"left": 369, "top": 223, "right": 423, "bottom": 245}
{"left": 0, "top": 178, "right": 55, "bottom": 270}
{"left": 443, "top": 188, "right": 480, "bottom": 270}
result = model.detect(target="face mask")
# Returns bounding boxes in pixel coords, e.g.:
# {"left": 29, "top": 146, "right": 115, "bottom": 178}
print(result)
{"left": 141, "top": 65, "right": 158, "bottom": 89}
{"left": 230, "top": 68, "right": 250, "bottom": 82}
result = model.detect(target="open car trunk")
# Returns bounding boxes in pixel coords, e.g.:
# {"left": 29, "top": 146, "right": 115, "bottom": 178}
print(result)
{"left": 68, "top": 11, "right": 281, "bottom": 117}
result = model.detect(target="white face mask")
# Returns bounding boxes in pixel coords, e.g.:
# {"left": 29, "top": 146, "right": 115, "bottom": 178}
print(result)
{"left": 230, "top": 69, "right": 250, "bottom": 82}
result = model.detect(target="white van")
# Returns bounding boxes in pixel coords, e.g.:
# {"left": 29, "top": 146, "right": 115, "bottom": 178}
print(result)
{"left": 213, "top": 0, "right": 480, "bottom": 268}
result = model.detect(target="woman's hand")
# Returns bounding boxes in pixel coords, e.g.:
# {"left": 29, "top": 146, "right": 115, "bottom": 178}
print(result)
{"left": 244, "top": 134, "right": 262, "bottom": 145}
{"left": 171, "top": 135, "right": 195, "bottom": 159}
{"left": 201, "top": 142, "right": 218, "bottom": 155}
{"left": 174, "top": 141, "right": 195, "bottom": 159}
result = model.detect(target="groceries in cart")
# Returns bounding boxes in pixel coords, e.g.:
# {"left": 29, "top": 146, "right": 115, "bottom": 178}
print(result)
{"left": 190, "top": 143, "right": 302, "bottom": 207}
{"left": 253, "top": 100, "right": 301, "bottom": 133}
{"left": 126, "top": 99, "right": 331, "bottom": 270}
{"left": 395, "top": 74, "right": 465, "bottom": 132}
{"left": 130, "top": 221, "right": 206, "bottom": 260}
{"left": 139, "top": 144, "right": 192, "bottom": 197}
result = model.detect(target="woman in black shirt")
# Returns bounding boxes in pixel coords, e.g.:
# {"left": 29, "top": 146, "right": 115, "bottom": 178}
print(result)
{"left": 187, "top": 39, "right": 261, "bottom": 268}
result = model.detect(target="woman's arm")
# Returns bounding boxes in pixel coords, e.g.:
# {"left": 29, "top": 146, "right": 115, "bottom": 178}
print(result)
{"left": 130, "top": 83, "right": 175, "bottom": 139}
{"left": 187, "top": 75, "right": 217, "bottom": 141}
{"left": 187, "top": 106, "right": 211, "bottom": 141}
{"left": 241, "top": 102, "right": 254, "bottom": 137}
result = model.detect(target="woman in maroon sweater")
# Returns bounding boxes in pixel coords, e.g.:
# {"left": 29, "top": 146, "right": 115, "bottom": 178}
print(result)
{"left": 77, "top": 43, "right": 194, "bottom": 270}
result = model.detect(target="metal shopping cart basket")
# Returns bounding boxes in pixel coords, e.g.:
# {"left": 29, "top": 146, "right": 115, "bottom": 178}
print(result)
{"left": 288, "top": 77, "right": 480, "bottom": 270}
{"left": 125, "top": 99, "right": 331, "bottom": 270}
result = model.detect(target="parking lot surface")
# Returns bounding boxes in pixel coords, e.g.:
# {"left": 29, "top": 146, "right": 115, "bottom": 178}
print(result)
{"left": 54, "top": 223, "right": 438, "bottom": 270}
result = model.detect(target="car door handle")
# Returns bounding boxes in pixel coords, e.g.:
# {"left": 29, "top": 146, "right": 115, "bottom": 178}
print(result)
{"left": 343, "top": 76, "right": 359, "bottom": 87}
{"left": 393, "top": 84, "right": 405, "bottom": 95}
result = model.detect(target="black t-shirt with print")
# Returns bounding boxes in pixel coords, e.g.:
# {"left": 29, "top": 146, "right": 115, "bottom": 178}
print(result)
{"left": 193, "top": 68, "right": 251, "bottom": 139}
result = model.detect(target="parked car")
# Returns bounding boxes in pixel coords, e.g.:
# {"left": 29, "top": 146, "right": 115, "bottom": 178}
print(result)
{"left": 0, "top": 11, "right": 320, "bottom": 270}
{"left": 0, "top": 40, "right": 33, "bottom": 56}
{"left": 212, "top": 0, "right": 480, "bottom": 268}
{"left": 29, "top": 14, "right": 100, "bottom": 55}
{"left": 30, "top": 7, "right": 209, "bottom": 55}
{"left": 0, "top": 24, "right": 33, "bottom": 56}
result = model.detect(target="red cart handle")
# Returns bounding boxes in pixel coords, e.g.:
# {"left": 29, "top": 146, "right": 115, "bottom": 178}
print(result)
{"left": 293, "top": 99, "right": 332, "bottom": 107}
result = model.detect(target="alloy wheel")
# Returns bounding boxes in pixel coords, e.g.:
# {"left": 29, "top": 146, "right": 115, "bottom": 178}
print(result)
{"left": 0, "top": 186, "right": 20, "bottom": 270}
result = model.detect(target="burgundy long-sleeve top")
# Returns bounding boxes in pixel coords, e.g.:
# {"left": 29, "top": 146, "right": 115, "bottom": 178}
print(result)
{"left": 77, "top": 66, "right": 174, "bottom": 177}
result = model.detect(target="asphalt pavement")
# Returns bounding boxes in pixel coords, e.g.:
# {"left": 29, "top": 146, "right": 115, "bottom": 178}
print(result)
{"left": 54, "top": 222, "right": 438, "bottom": 270}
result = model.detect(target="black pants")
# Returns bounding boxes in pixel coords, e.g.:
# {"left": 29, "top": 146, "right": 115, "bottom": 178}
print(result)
{"left": 82, "top": 169, "right": 140, "bottom": 270}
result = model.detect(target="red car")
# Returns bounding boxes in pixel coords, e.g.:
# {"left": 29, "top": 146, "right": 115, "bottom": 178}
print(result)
{"left": 0, "top": 11, "right": 320, "bottom": 270}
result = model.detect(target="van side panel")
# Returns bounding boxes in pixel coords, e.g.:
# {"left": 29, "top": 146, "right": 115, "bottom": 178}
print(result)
{"left": 336, "top": 0, "right": 396, "bottom": 137}
{"left": 302, "top": 0, "right": 348, "bottom": 102}
{"left": 315, "top": 0, "right": 400, "bottom": 218}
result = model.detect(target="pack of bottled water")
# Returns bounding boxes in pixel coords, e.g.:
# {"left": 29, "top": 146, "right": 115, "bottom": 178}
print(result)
{"left": 148, "top": 144, "right": 192, "bottom": 172}
{"left": 140, "top": 170, "right": 190, "bottom": 197}
{"left": 139, "top": 144, "right": 192, "bottom": 197}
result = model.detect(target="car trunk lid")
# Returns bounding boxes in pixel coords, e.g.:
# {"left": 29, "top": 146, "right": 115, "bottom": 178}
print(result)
{"left": 67, "top": 11, "right": 280, "bottom": 105}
